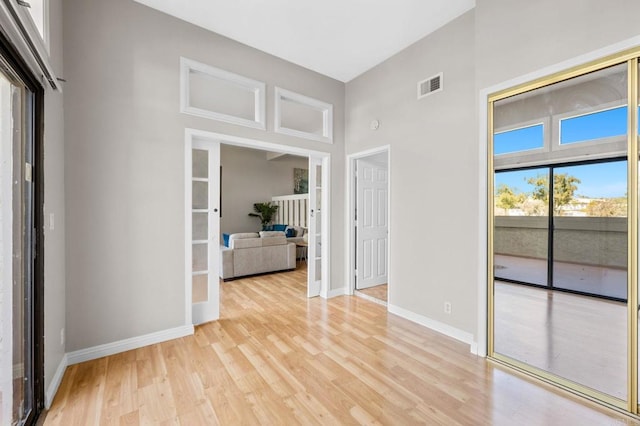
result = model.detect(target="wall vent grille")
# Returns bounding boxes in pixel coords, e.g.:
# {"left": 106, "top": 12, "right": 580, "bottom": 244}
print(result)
{"left": 417, "top": 73, "right": 443, "bottom": 99}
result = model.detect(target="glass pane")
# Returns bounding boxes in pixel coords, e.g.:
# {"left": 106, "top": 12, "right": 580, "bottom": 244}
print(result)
{"left": 315, "top": 235, "right": 321, "bottom": 260}
{"left": 2, "top": 75, "right": 33, "bottom": 424}
{"left": 192, "top": 149, "right": 208, "bottom": 179}
{"left": 192, "top": 181, "right": 208, "bottom": 210}
{"left": 553, "top": 161, "right": 627, "bottom": 300}
{"left": 493, "top": 168, "right": 549, "bottom": 286}
{"left": 315, "top": 258, "right": 322, "bottom": 281}
{"left": 493, "top": 63, "right": 628, "bottom": 402}
{"left": 192, "top": 213, "right": 208, "bottom": 241}
{"left": 189, "top": 70, "right": 256, "bottom": 121}
{"left": 494, "top": 123, "right": 544, "bottom": 155}
{"left": 281, "top": 97, "right": 325, "bottom": 136}
{"left": 25, "top": 0, "right": 44, "bottom": 39}
{"left": 192, "top": 274, "right": 208, "bottom": 303}
{"left": 494, "top": 63, "right": 628, "bottom": 169}
{"left": 560, "top": 106, "right": 626, "bottom": 144}
{"left": 192, "top": 243, "right": 208, "bottom": 271}
{"left": 315, "top": 209, "right": 322, "bottom": 234}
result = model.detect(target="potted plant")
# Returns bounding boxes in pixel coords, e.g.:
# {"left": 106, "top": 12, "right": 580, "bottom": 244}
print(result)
{"left": 248, "top": 202, "right": 279, "bottom": 230}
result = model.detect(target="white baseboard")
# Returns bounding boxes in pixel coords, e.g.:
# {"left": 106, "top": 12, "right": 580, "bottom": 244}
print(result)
{"left": 46, "top": 354, "right": 68, "bottom": 408}
{"left": 45, "top": 325, "right": 194, "bottom": 408}
{"left": 327, "top": 287, "right": 348, "bottom": 298}
{"left": 66, "top": 325, "right": 194, "bottom": 366}
{"left": 388, "top": 304, "right": 478, "bottom": 354}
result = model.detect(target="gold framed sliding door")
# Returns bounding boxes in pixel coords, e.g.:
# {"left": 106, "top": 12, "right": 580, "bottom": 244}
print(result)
{"left": 488, "top": 50, "right": 640, "bottom": 413}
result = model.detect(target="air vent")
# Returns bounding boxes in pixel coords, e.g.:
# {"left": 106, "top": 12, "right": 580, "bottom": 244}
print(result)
{"left": 417, "top": 73, "right": 443, "bottom": 99}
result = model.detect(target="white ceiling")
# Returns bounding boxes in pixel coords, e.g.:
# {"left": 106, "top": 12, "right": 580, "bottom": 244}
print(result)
{"left": 133, "top": 0, "right": 475, "bottom": 82}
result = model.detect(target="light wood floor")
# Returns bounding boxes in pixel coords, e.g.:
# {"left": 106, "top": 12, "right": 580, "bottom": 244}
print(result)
{"left": 43, "top": 269, "right": 639, "bottom": 425}
{"left": 356, "top": 284, "right": 388, "bottom": 303}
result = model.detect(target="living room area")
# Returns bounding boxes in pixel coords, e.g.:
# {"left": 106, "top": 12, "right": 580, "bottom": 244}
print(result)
{"left": 214, "top": 144, "right": 311, "bottom": 284}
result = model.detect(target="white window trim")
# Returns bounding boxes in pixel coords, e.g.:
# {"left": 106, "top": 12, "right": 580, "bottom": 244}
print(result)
{"left": 494, "top": 99, "right": 630, "bottom": 170}
{"left": 180, "top": 57, "right": 266, "bottom": 130}
{"left": 0, "top": 0, "right": 58, "bottom": 89}
{"left": 274, "top": 87, "right": 333, "bottom": 144}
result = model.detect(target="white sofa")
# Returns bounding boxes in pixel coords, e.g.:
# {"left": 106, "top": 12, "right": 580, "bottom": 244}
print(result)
{"left": 220, "top": 231, "right": 296, "bottom": 281}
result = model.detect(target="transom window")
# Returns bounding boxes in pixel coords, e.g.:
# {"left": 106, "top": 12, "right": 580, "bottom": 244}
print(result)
{"left": 494, "top": 123, "right": 544, "bottom": 155}
{"left": 559, "top": 105, "right": 626, "bottom": 145}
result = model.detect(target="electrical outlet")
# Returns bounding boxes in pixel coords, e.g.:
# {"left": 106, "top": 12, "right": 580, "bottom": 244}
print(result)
{"left": 60, "top": 328, "right": 65, "bottom": 346}
{"left": 444, "top": 302, "right": 452, "bottom": 314}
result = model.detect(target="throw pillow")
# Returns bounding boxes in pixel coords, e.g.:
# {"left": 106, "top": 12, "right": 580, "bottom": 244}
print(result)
{"left": 286, "top": 227, "right": 295, "bottom": 238}
{"left": 223, "top": 233, "right": 230, "bottom": 247}
{"left": 273, "top": 224, "right": 287, "bottom": 232}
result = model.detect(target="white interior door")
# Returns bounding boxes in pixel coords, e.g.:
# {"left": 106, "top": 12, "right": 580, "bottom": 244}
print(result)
{"left": 190, "top": 140, "right": 220, "bottom": 324}
{"left": 307, "top": 157, "right": 322, "bottom": 297}
{"left": 356, "top": 156, "right": 388, "bottom": 290}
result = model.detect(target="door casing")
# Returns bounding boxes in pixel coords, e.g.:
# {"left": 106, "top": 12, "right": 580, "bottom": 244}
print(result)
{"left": 184, "top": 129, "right": 332, "bottom": 326}
{"left": 347, "top": 146, "right": 391, "bottom": 297}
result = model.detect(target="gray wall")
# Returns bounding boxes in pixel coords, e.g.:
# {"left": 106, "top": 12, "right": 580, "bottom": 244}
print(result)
{"left": 63, "top": 0, "right": 345, "bottom": 351}
{"left": 59, "top": 0, "right": 640, "bottom": 355}
{"left": 495, "top": 217, "right": 627, "bottom": 267}
{"left": 44, "top": 0, "right": 66, "bottom": 396}
{"left": 345, "top": 0, "right": 640, "bottom": 342}
{"left": 346, "top": 11, "right": 478, "bottom": 334}
{"left": 220, "top": 146, "right": 308, "bottom": 235}
{"left": 475, "top": 0, "right": 640, "bottom": 90}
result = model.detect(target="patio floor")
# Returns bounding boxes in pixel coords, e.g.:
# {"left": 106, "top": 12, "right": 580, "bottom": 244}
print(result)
{"left": 494, "top": 254, "right": 627, "bottom": 299}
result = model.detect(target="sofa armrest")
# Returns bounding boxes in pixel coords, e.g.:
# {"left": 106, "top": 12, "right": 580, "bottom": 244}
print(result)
{"left": 287, "top": 243, "right": 296, "bottom": 269}
{"left": 220, "top": 246, "right": 234, "bottom": 279}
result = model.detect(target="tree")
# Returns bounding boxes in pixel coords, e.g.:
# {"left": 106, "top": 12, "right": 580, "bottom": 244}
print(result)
{"left": 495, "top": 184, "right": 525, "bottom": 211}
{"left": 585, "top": 198, "right": 626, "bottom": 217}
{"left": 526, "top": 173, "right": 581, "bottom": 215}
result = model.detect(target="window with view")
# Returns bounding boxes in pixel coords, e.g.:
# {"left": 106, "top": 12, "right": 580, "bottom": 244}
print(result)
{"left": 559, "top": 106, "right": 627, "bottom": 145}
{"left": 493, "top": 123, "right": 544, "bottom": 155}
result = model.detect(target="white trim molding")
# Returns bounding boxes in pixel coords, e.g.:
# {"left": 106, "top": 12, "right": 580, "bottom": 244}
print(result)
{"left": 274, "top": 87, "right": 333, "bottom": 143}
{"left": 184, "top": 128, "right": 333, "bottom": 317}
{"left": 327, "top": 288, "right": 348, "bottom": 299}
{"left": 66, "top": 325, "right": 194, "bottom": 366}
{"left": 388, "top": 304, "right": 477, "bottom": 355}
{"left": 180, "top": 57, "right": 266, "bottom": 130}
{"left": 45, "top": 354, "right": 68, "bottom": 408}
{"left": 346, "top": 146, "right": 391, "bottom": 298}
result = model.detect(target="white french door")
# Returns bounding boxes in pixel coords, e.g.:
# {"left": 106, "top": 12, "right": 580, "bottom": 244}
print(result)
{"left": 189, "top": 140, "right": 220, "bottom": 324}
{"left": 355, "top": 157, "right": 388, "bottom": 289}
{"left": 307, "top": 157, "right": 322, "bottom": 297}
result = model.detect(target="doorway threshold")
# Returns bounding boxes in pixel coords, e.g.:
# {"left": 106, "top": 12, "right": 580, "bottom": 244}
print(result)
{"left": 354, "top": 290, "right": 388, "bottom": 307}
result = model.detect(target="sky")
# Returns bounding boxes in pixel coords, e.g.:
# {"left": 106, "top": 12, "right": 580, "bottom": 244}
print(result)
{"left": 494, "top": 106, "right": 632, "bottom": 198}
{"left": 495, "top": 161, "right": 627, "bottom": 199}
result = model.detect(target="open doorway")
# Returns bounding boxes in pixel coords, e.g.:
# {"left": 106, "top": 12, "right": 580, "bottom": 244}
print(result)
{"left": 348, "top": 147, "right": 390, "bottom": 305}
{"left": 218, "top": 144, "right": 310, "bottom": 275}
{"left": 185, "top": 129, "right": 331, "bottom": 325}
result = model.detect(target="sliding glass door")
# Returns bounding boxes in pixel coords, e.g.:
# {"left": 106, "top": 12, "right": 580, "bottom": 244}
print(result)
{"left": 0, "top": 43, "right": 44, "bottom": 425}
{"left": 490, "top": 61, "right": 633, "bottom": 407}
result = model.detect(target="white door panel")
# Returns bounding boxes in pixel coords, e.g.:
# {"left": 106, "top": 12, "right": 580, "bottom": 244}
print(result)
{"left": 356, "top": 157, "right": 388, "bottom": 290}
{"left": 190, "top": 140, "right": 220, "bottom": 324}
{"left": 307, "top": 157, "right": 322, "bottom": 297}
